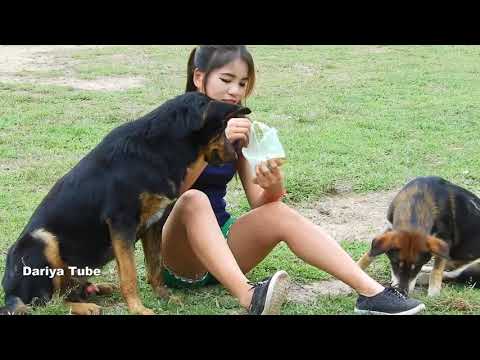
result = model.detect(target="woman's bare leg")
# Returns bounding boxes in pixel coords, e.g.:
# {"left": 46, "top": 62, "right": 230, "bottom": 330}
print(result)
{"left": 161, "top": 190, "right": 253, "bottom": 308}
{"left": 227, "top": 202, "right": 384, "bottom": 296}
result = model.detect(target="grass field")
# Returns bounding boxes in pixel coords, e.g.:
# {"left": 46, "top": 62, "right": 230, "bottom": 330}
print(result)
{"left": 1, "top": 45, "right": 480, "bottom": 315}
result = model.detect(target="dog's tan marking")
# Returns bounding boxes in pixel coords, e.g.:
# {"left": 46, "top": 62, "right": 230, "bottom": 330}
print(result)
{"left": 32, "top": 229, "right": 64, "bottom": 269}
{"left": 32, "top": 228, "right": 70, "bottom": 293}
{"left": 138, "top": 193, "right": 174, "bottom": 230}
{"left": 203, "top": 133, "right": 237, "bottom": 164}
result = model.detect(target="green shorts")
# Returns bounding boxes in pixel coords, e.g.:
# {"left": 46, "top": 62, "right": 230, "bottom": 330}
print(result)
{"left": 161, "top": 216, "right": 236, "bottom": 289}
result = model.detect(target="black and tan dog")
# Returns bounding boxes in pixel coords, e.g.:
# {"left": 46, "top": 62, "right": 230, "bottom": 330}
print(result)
{"left": 358, "top": 176, "right": 480, "bottom": 297}
{"left": 1, "top": 92, "right": 249, "bottom": 315}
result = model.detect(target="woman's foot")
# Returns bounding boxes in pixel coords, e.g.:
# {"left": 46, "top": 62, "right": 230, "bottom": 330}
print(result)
{"left": 354, "top": 286, "right": 426, "bottom": 315}
{"left": 248, "top": 270, "right": 290, "bottom": 315}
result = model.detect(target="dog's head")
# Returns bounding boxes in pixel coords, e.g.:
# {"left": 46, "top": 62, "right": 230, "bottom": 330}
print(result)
{"left": 368, "top": 229, "right": 449, "bottom": 294}
{"left": 200, "top": 101, "right": 250, "bottom": 165}
{"left": 149, "top": 92, "right": 250, "bottom": 165}
{"left": 185, "top": 94, "right": 250, "bottom": 166}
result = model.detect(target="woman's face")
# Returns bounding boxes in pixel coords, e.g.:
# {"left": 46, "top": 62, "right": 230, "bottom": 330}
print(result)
{"left": 194, "top": 58, "right": 249, "bottom": 105}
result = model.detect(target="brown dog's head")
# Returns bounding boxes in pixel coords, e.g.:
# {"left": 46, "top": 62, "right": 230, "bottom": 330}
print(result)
{"left": 196, "top": 99, "right": 251, "bottom": 166}
{"left": 369, "top": 229, "right": 449, "bottom": 294}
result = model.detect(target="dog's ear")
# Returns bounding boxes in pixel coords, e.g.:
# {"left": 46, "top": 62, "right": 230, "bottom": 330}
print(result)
{"left": 369, "top": 230, "right": 396, "bottom": 257}
{"left": 426, "top": 235, "right": 450, "bottom": 259}
{"left": 203, "top": 101, "right": 251, "bottom": 126}
{"left": 193, "top": 101, "right": 251, "bottom": 145}
{"left": 227, "top": 106, "right": 251, "bottom": 119}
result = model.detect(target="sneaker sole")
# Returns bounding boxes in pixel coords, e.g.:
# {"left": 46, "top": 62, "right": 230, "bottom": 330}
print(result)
{"left": 353, "top": 303, "right": 426, "bottom": 315}
{"left": 261, "top": 270, "right": 290, "bottom": 315}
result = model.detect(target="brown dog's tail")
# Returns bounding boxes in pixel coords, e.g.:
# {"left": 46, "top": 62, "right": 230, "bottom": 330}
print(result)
{"left": 0, "top": 295, "right": 29, "bottom": 315}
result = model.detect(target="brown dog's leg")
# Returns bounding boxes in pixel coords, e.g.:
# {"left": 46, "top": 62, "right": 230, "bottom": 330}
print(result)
{"left": 141, "top": 224, "right": 170, "bottom": 300}
{"left": 357, "top": 252, "right": 375, "bottom": 270}
{"left": 108, "top": 221, "right": 154, "bottom": 315}
{"left": 428, "top": 256, "right": 447, "bottom": 297}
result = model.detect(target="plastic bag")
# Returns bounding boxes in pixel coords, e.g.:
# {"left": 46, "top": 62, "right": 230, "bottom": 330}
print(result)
{"left": 242, "top": 121, "right": 286, "bottom": 173}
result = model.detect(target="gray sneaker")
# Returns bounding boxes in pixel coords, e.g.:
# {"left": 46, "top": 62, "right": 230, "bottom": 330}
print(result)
{"left": 354, "top": 287, "right": 426, "bottom": 315}
{"left": 248, "top": 270, "right": 290, "bottom": 315}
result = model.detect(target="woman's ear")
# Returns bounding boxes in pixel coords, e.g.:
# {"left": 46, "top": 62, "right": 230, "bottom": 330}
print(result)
{"left": 193, "top": 69, "right": 205, "bottom": 92}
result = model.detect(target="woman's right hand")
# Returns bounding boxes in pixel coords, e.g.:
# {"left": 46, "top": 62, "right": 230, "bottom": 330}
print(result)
{"left": 225, "top": 117, "right": 251, "bottom": 148}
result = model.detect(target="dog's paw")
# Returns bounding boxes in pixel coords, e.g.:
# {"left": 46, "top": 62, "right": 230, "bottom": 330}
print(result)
{"left": 153, "top": 284, "right": 171, "bottom": 300}
{"left": 131, "top": 305, "right": 155, "bottom": 315}
{"left": 167, "top": 294, "right": 183, "bottom": 306}
{"left": 427, "top": 286, "right": 441, "bottom": 297}
{"left": 70, "top": 302, "right": 102, "bottom": 315}
{"left": 95, "top": 283, "right": 118, "bottom": 296}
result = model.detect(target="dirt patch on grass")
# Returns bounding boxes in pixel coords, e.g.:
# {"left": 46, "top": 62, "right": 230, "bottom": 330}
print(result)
{"left": 0, "top": 45, "right": 144, "bottom": 91}
{"left": 288, "top": 280, "right": 353, "bottom": 304}
{"left": 296, "top": 190, "right": 397, "bottom": 243}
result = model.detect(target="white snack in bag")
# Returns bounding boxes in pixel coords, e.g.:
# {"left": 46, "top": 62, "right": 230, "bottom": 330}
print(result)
{"left": 241, "top": 121, "right": 286, "bottom": 173}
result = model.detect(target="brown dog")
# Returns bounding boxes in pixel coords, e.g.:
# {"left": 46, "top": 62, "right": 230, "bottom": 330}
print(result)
{"left": 358, "top": 176, "right": 480, "bottom": 297}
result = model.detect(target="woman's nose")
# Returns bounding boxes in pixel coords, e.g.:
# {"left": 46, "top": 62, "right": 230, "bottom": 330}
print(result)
{"left": 228, "top": 84, "right": 242, "bottom": 96}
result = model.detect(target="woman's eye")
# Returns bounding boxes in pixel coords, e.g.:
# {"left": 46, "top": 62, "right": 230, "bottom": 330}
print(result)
{"left": 239, "top": 82, "right": 246, "bottom": 87}
{"left": 220, "top": 78, "right": 231, "bottom": 84}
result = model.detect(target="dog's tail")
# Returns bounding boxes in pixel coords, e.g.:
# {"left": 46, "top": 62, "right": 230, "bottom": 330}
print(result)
{"left": 0, "top": 295, "right": 29, "bottom": 315}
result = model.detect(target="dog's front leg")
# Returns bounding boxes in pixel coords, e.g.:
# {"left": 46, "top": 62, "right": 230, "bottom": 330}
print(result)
{"left": 107, "top": 220, "right": 154, "bottom": 315}
{"left": 428, "top": 256, "right": 447, "bottom": 297}
{"left": 357, "top": 251, "right": 375, "bottom": 270}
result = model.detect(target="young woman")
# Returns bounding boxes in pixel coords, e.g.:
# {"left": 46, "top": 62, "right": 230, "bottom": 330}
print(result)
{"left": 157, "top": 45, "right": 425, "bottom": 315}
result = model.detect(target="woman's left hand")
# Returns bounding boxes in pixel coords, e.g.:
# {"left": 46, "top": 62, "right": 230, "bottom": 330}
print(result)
{"left": 253, "top": 159, "right": 284, "bottom": 190}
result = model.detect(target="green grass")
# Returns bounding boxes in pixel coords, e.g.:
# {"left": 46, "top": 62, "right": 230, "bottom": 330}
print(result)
{"left": 1, "top": 45, "right": 480, "bottom": 315}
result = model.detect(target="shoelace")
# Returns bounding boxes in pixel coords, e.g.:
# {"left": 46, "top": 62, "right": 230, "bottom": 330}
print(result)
{"left": 247, "top": 279, "right": 267, "bottom": 291}
{"left": 386, "top": 286, "right": 408, "bottom": 299}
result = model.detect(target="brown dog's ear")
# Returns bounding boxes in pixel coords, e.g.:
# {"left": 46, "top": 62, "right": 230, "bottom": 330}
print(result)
{"left": 426, "top": 236, "right": 450, "bottom": 259}
{"left": 369, "top": 231, "right": 395, "bottom": 257}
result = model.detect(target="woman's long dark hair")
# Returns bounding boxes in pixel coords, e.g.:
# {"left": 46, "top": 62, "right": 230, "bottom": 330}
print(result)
{"left": 185, "top": 45, "right": 256, "bottom": 101}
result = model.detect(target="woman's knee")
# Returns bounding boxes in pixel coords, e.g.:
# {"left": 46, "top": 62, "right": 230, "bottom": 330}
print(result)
{"left": 259, "top": 201, "right": 297, "bottom": 219}
{"left": 176, "top": 189, "right": 211, "bottom": 215}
